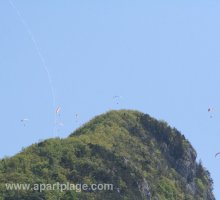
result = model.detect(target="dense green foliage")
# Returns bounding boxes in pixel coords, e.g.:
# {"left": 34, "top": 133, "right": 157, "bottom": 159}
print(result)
{"left": 0, "top": 110, "right": 215, "bottom": 199}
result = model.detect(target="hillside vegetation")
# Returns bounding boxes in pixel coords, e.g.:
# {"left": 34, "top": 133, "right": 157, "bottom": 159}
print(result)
{"left": 0, "top": 110, "right": 215, "bottom": 200}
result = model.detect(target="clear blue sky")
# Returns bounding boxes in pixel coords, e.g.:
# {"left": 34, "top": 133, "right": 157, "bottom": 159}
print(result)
{"left": 1, "top": 0, "right": 220, "bottom": 198}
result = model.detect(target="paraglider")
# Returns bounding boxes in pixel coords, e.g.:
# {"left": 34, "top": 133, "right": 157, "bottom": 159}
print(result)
{"left": 20, "top": 118, "right": 29, "bottom": 126}
{"left": 113, "top": 96, "right": 122, "bottom": 105}
{"left": 54, "top": 106, "right": 64, "bottom": 132}
{"left": 75, "top": 113, "right": 79, "bottom": 122}
{"left": 208, "top": 107, "right": 214, "bottom": 118}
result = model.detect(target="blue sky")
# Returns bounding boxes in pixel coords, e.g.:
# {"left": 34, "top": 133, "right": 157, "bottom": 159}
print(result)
{"left": 1, "top": 0, "right": 220, "bottom": 198}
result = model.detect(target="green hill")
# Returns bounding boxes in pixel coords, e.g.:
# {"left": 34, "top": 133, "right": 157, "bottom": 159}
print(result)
{"left": 0, "top": 110, "right": 215, "bottom": 200}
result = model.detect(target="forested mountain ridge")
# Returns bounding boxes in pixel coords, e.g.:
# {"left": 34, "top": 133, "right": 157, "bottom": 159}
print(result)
{"left": 0, "top": 110, "right": 215, "bottom": 200}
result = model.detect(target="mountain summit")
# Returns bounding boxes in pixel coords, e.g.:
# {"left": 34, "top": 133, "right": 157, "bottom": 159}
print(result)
{"left": 0, "top": 110, "right": 215, "bottom": 200}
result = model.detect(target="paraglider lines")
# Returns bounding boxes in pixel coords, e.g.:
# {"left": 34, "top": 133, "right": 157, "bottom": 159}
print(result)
{"left": 8, "top": 0, "right": 57, "bottom": 135}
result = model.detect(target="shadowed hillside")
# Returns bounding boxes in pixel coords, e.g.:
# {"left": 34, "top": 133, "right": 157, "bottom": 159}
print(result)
{"left": 0, "top": 110, "right": 215, "bottom": 200}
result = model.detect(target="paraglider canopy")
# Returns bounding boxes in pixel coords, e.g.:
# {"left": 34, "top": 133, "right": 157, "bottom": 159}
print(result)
{"left": 208, "top": 108, "right": 213, "bottom": 112}
{"left": 113, "top": 95, "right": 123, "bottom": 99}
{"left": 20, "top": 118, "right": 29, "bottom": 122}
{"left": 56, "top": 122, "right": 64, "bottom": 127}
{"left": 56, "top": 107, "right": 61, "bottom": 114}
{"left": 215, "top": 152, "right": 220, "bottom": 158}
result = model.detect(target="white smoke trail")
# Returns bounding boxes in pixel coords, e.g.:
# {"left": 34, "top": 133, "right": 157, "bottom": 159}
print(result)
{"left": 8, "top": 0, "right": 57, "bottom": 135}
